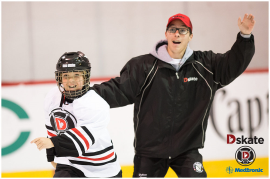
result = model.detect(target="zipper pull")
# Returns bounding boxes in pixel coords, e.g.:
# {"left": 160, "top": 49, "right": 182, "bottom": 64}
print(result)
{"left": 175, "top": 72, "right": 179, "bottom": 79}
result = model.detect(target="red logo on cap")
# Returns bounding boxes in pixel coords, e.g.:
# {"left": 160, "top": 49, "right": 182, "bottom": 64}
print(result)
{"left": 167, "top": 13, "right": 192, "bottom": 31}
{"left": 184, "top": 78, "right": 188, "bottom": 82}
{"left": 55, "top": 117, "right": 67, "bottom": 130}
{"left": 174, "top": 15, "right": 185, "bottom": 19}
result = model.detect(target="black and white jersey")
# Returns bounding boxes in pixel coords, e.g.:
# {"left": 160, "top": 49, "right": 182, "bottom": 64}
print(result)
{"left": 44, "top": 87, "right": 121, "bottom": 177}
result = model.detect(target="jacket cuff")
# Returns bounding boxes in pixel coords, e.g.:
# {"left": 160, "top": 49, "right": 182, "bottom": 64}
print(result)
{"left": 237, "top": 32, "right": 254, "bottom": 42}
{"left": 240, "top": 32, "right": 252, "bottom": 38}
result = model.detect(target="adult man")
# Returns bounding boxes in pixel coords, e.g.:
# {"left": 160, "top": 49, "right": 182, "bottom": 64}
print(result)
{"left": 31, "top": 51, "right": 122, "bottom": 177}
{"left": 92, "top": 13, "right": 255, "bottom": 177}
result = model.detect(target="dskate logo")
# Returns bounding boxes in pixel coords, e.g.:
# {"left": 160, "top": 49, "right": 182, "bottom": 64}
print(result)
{"left": 235, "top": 146, "right": 256, "bottom": 166}
{"left": 184, "top": 77, "right": 198, "bottom": 82}
{"left": 227, "top": 134, "right": 264, "bottom": 144}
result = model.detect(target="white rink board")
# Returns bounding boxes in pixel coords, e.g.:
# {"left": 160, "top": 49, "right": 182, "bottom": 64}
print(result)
{"left": 1, "top": 73, "right": 268, "bottom": 172}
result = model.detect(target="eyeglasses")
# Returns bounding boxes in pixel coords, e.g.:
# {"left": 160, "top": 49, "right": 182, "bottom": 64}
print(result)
{"left": 167, "top": 27, "right": 189, "bottom": 35}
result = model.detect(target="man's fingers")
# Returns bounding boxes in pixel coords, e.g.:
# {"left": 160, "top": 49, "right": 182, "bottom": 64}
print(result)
{"left": 240, "top": 14, "right": 255, "bottom": 26}
{"left": 243, "top": 13, "right": 248, "bottom": 21}
{"left": 250, "top": 15, "right": 255, "bottom": 23}
{"left": 246, "top": 14, "right": 255, "bottom": 25}
{"left": 238, "top": 17, "right": 241, "bottom": 26}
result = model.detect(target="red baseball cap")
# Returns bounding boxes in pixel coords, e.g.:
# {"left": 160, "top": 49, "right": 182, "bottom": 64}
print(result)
{"left": 166, "top": 13, "right": 193, "bottom": 32}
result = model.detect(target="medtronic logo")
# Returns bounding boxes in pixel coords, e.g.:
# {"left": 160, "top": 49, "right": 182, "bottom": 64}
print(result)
{"left": 235, "top": 146, "right": 256, "bottom": 166}
{"left": 226, "top": 166, "right": 233, "bottom": 174}
{"left": 227, "top": 166, "right": 263, "bottom": 173}
{"left": 184, "top": 77, "right": 198, "bottom": 82}
{"left": 235, "top": 168, "right": 263, "bottom": 172}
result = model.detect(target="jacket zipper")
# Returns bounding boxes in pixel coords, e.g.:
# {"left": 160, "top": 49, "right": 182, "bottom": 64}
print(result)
{"left": 175, "top": 72, "right": 179, "bottom": 79}
{"left": 169, "top": 71, "right": 179, "bottom": 159}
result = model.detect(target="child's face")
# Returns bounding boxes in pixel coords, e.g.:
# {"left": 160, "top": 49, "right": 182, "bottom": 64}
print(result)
{"left": 62, "top": 71, "right": 84, "bottom": 91}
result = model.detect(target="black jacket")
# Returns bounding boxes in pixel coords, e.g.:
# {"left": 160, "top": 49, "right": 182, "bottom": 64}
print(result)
{"left": 92, "top": 33, "right": 255, "bottom": 158}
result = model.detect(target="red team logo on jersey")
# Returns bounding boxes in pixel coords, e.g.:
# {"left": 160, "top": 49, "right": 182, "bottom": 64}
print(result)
{"left": 55, "top": 117, "right": 67, "bottom": 130}
{"left": 49, "top": 108, "right": 77, "bottom": 135}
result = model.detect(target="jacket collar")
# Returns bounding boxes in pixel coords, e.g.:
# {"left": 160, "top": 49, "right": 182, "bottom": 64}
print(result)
{"left": 152, "top": 53, "right": 195, "bottom": 70}
{"left": 150, "top": 39, "right": 195, "bottom": 71}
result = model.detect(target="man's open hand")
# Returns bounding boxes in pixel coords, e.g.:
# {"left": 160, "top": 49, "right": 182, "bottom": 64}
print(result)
{"left": 238, "top": 14, "right": 255, "bottom": 35}
{"left": 31, "top": 137, "right": 54, "bottom": 151}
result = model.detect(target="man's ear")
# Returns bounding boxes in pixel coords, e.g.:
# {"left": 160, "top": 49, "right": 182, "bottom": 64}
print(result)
{"left": 189, "top": 33, "right": 193, "bottom": 42}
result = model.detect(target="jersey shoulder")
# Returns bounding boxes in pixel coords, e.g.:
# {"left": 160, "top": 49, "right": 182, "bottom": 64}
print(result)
{"left": 44, "top": 86, "right": 62, "bottom": 113}
{"left": 73, "top": 89, "right": 110, "bottom": 126}
{"left": 74, "top": 89, "right": 109, "bottom": 109}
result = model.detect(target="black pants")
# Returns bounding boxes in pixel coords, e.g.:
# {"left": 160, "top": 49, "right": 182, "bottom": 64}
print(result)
{"left": 54, "top": 164, "right": 122, "bottom": 178}
{"left": 133, "top": 149, "right": 207, "bottom": 177}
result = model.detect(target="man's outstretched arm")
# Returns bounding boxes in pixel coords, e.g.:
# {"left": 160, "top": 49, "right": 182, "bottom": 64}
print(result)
{"left": 208, "top": 14, "right": 255, "bottom": 87}
{"left": 92, "top": 57, "right": 151, "bottom": 108}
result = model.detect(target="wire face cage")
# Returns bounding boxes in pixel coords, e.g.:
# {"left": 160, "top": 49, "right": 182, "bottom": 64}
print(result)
{"left": 55, "top": 69, "right": 90, "bottom": 100}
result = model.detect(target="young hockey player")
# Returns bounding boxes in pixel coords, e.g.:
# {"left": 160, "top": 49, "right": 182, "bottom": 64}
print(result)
{"left": 31, "top": 51, "right": 122, "bottom": 177}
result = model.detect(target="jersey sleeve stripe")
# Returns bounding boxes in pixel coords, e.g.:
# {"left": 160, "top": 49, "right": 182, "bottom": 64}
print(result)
{"left": 71, "top": 128, "right": 90, "bottom": 150}
{"left": 45, "top": 125, "right": 54, "bottom": 131}
{"left": 83, "top": 145, "right": 113, "bottom": 156}
{"left": 47, "top": 131, "right": 57, "bottom": 137}
{"left": 64, "top": 132, "right": 82, "bottom": 156}
{"left": 81, "top": 126, "right": 95, "bottom": 145}
{"left": 67, "top": 131, "right": 85, "bottom": 153}
{"left": 69, "top": 154, "right": 117, "bottom": 166}
{"left": 78, "top": 152, "right": 114, "bottom": 161}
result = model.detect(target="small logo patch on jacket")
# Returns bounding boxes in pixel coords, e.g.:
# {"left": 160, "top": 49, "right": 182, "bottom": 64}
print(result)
{"left": 138, "top": 173, "right": 147, "bottom": 177}
{"left": 184, "top": 77, "right": 198, "bottom": 82}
